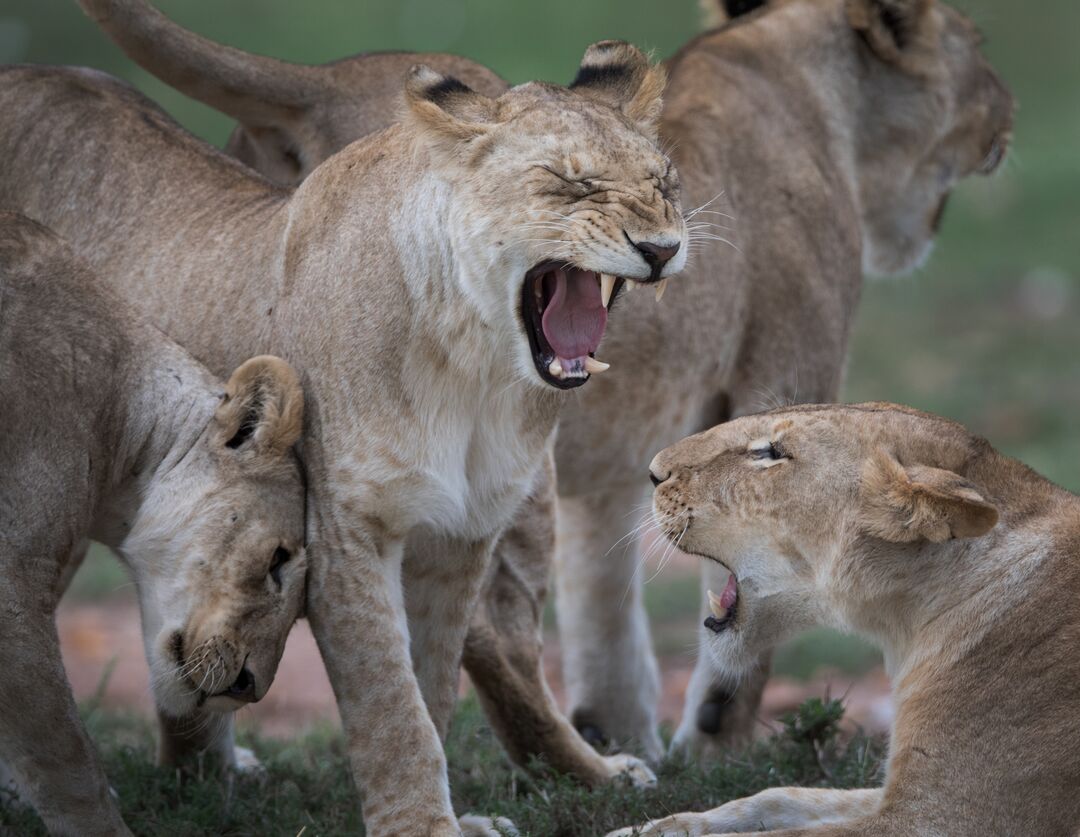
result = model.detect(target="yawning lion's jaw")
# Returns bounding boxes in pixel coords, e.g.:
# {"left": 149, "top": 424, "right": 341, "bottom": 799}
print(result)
{"left": 520, "top": 260, "right": 665, "bottom": 389}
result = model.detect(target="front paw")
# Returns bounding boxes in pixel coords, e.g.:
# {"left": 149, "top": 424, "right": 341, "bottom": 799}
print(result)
{"left": 230, "top": 745, "right": 265, "bottom": 775}
{"left": 606, "top": 812, "right": 711, "bottom": 837}
{"left": 459, "top": 814, "right": 519, "bottom": 836}
{"left": 600, "top": 752, "right": 657, "bottom": 788}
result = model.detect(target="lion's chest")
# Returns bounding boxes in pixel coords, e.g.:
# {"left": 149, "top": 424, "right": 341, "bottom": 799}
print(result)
{"left": 341, "top": 390, "right": 554, "bottom": 542}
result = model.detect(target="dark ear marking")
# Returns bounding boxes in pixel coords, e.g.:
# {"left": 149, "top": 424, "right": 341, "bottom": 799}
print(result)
{"left": 571, "top": 64, "right": 632, "bottom": 90}
{"left": 225, "top": 405, "right": 259, "bottom": 449}
{"left": 723, "top": 0, "right": 767, "bottom": 17}
{"left": 880, "top": 5, "right": 909, "bottom": 47}
{"left": 423, "top": 76, "right": 472, "bottom": 107}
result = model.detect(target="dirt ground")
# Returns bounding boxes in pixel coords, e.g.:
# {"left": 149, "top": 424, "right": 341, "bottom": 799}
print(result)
{"left": 58, "top": 597, "right": 893, "bottom": 742}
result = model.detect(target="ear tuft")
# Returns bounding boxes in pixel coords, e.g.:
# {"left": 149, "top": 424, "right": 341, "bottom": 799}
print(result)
{"left": 405, "top": 65, "right": 496, "bottom": 142}
{"left": 846, "top": 0, "right": 936, "bottom": 64}
{"left": 860, "top": 449, "right": 998, "bottom": 543}
{"left": 570, "top": 41, "right": 667, "bottom": 138}
{"left": 216, "top": 356, "right": 304, "bottom": 458}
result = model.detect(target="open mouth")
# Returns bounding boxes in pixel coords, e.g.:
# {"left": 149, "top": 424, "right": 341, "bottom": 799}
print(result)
{"left": 705, "top": 572, "right": 738, "bottom": 633}
{"left": 521, "top": 262, "right": 665, "bottom": 388}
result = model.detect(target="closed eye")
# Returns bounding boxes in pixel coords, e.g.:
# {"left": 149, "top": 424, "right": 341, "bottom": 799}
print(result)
{"left": 536, "top": 165, "right": 596, "bottom": 192}
{"left": 749, "top": 441, "right": 788, "bottom": 462}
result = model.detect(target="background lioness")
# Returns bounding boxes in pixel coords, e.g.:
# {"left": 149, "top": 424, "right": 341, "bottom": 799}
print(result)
{"left": 0, "top": 42, "right": 685, "bottom": 835}
{"left": 0, "top": 213, "right": 307, "bottom": 836}
{"left": 613, "top": 401, "right": 1080, "bottom": 836}
{"left": 72, "top": 0, "right": 1014, "bottom": 769}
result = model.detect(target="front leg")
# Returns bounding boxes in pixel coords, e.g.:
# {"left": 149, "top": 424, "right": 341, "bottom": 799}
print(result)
{"left": 0, "top": 602, "right": 130, "bottom": 836}
{"left": 608, "top": 788, "right": 883, "bottom": 836}
{"left": 306, "top": 512, "right": 459, "bottom": 835}
{"left": 671, "top": 559, "right": 771, "bottom": 761}
{"left": 404, "top": 531, "right": 495, "bottom": 738}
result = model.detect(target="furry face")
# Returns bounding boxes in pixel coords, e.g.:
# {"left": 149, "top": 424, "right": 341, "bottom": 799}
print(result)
{"left": 849, "top": 0, "right": 1014, "bottom": 275}
{"left": 405, "top": 42, "right": 688, "bottom": 390}
{"left": 649, "top": 402, "right": 997, "bottom": 676}
{"left": 120, "top": 357, "right": 307, "bottom": 718}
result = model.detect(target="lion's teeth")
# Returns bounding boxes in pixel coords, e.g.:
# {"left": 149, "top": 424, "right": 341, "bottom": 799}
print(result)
{"left": 654, "top": 278, "right": 669, "bottom": 303}
{"left": 624, "top": 279, "right": 637, "bottom": 292}
{"left": 707, "top": 589, "right": 728, "bottom": 620}
{"left": 584, "top": 356, "right": 610, "bottom": 374}
{"left": 548, "top": 359, "right": 564, "bottom": 378}
{"left": 600, "top": 273, "right": 616, "bottom": 309}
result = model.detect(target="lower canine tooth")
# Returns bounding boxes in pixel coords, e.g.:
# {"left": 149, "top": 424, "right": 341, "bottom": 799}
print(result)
{"left": 600, "top": 274, "right": 616, "bottom": 308}
{"left": 654, "top": 278, "right": 669, "bottom": 303}
{"left": 707, "top": 589, "right": 728, "bottom": 620}
{"left": 584, "top": 357, "right": 610, "bottom": 374}
{"left": 548, "top": 359, "right": 564, "bottom": 378}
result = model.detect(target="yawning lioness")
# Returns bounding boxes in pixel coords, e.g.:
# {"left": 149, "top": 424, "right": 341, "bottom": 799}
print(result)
{"left": 612, "top": 402, "right": 1080, "bottom": 837}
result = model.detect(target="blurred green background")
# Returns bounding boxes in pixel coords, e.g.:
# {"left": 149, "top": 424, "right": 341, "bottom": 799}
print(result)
{"left": 4, "top": 0, "right": 1078, "bottom": 679}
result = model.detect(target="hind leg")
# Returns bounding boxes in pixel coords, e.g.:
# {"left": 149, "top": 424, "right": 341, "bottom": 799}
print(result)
{"left": 463, "top": 459, "right": 654, "bottom": 786}
{"left": 555, "top": 481, "right": 664, "bottom": 762}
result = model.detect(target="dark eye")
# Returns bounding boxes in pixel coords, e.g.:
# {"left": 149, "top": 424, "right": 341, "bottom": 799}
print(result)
{"left": 269, "top": 546, "right": 291, "bottom": 587}
{"left": 749, "top": 442, "right": 787, "bottom": 461}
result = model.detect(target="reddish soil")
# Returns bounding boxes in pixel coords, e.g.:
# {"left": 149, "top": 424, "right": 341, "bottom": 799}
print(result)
{"left": 58, "top": 598, "right": 892, "bottom": 741}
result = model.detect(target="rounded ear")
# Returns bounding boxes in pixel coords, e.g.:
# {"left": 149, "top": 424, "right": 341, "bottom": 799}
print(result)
{"left": 404, "top": 64, "right": 497, "bottom": 143}
{"left": 214, "top": 356, "right": 304, "bottom": 457}
{"left": 846, "top": 0, "right": 937, "bottom": 65}
{"left": 859, "top": 449, "right": 998, "bottom": 543}
{"left": 569, "top": 40, "right": 667, "bottom": 139}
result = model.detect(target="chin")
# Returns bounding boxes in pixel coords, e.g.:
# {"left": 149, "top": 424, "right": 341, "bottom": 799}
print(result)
{"left": 151, "top": 674, "right": 200, "bottom": 719}
{"left": 705, "top": 633, "right": 757, "bottom": 685}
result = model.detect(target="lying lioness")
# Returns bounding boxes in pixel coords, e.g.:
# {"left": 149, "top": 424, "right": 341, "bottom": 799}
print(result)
{"left": 0, "top": 213, "right": 307, "bottom": 835}
{"left": 610, "top": 402, "right": 1080, "bottom": 836}
{"left": 0, "top": 43, "right": 684, "bottom": 834}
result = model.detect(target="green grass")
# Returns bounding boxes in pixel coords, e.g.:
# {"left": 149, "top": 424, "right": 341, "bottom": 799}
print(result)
{"left": 0, "top": 698, "right": 884, "bottom": 836}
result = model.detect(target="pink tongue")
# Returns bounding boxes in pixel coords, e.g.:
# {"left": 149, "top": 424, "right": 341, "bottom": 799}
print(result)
{"left": 720, "top": 573, "right": 738, "bottom": 609}
{"left": 541, "top": 268, "right": 607, "bottom": 359}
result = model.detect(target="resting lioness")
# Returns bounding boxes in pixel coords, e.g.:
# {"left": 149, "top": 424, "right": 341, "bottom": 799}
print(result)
{"left": 75, "top": 0, "right": 1014, "bottom": 768}
{"left": 0, "top": 44, "right": 685, "bottom": 835}
{"left": 0, "top": 213, "right": 306, "bottom": 836}
{"left": 609, "top": 402, "right": 1080, "bottom": 837}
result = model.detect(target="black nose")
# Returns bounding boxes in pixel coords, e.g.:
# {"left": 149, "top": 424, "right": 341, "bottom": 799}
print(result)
{"left": 649, "top": 470, "right": 669, "bottom": 487}
{"left": 632, "top": 238, "right": 680, "bottom": 279}
{"left": 227, "top": 667, "right": 258, "bottom": 703}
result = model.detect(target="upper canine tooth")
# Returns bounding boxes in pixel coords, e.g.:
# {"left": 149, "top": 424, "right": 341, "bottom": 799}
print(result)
{"left": 654, "top": 278, "right": 669, "bottom": 303}
{"left": 584, "top": 356, "right": 610, "bottom": 374}
{"left": 707, "top": 589, "right": 727, "bottom": 620}
{"left": 600, "top": 273, "right": 616, "bottom": 308}
{"left": 548, "top": 358, "right": 564, "bottom": 378}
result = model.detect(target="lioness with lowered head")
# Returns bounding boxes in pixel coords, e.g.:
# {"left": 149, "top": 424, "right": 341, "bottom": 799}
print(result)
{"left": 0, "top": 212, "right": 307, "bottom": 836}
{"left": 74, "top": 0, "right": 1014, "bottom": 768}
{"left": 0, "top": 42, "right": 686, "bottom": 834}
{"left": 611, "top": 402, "right": 1080, "bottom": 837}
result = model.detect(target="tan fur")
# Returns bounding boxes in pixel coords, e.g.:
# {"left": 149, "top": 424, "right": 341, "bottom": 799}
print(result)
{"left": 73, "top": 0, "right": 1012, "bottom": 766}
{"left": 612, "top": 402, "right": 1080, "bottom": 836}
{"left": 0, "top": 213, "right": 306, "bottom": 835}
{"left": 0, "top": 47, "right": 684, "bottom": 833}
{"left": 76, "top": 0, "right": 509, "bottom": 184}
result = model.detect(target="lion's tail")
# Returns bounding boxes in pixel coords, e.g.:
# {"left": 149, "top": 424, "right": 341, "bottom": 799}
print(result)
{"left": 76, "top": 0, "right": 317, "bottom": 126}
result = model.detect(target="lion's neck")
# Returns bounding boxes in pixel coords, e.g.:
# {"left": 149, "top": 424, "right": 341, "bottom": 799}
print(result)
{"left": 92, "top": 335, "right": 221, "bottom": 548}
